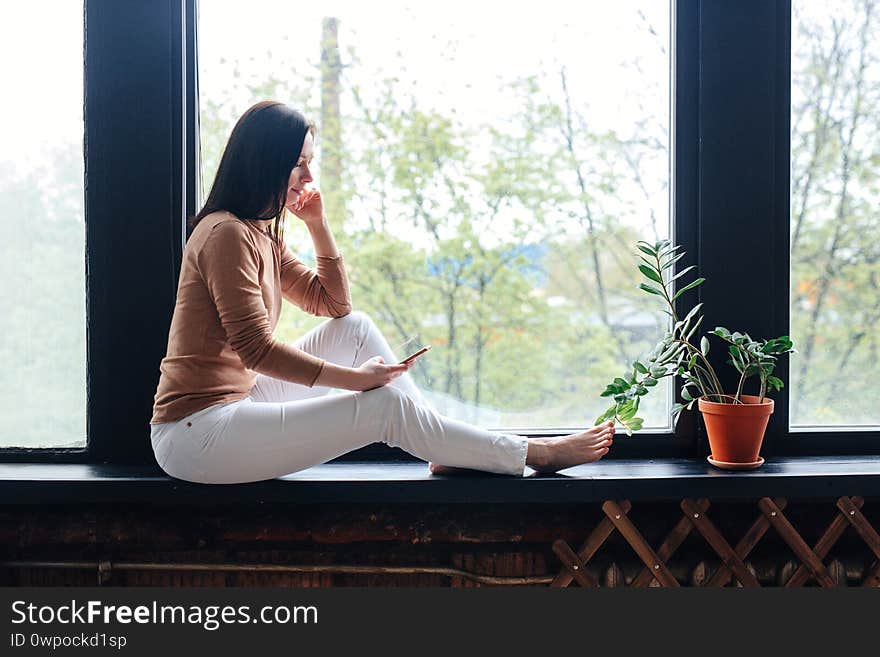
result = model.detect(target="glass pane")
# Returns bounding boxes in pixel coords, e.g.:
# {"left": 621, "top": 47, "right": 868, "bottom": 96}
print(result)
{"left": 198, "top": 0, "right": 672, "bottom": 431}
{"left": 0, "top": 3, "right": 86, "bottom": 448}
{"left": 0, "top": 0, "right": 86, "bottom": 447}
{"left": 790, "top": 1, "right": 880, "bottom": 428}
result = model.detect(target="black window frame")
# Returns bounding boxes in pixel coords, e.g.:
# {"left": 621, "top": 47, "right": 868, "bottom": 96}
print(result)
{"left": 1, "top": 0, "right": 877, "bottom": 466}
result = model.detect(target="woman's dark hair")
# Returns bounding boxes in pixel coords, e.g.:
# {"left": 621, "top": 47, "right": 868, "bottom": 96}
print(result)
{"left": 189, "top": 100, "right": 316, "bottom": 249}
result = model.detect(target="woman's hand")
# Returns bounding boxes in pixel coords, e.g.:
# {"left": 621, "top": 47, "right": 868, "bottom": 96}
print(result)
{"left": 289, "top": 188, "right": 324, "bottom": 229}
{"left": 313, "top": 356, "right": 414, "bottom": 392}
{"left": 353, "top": 356, "right": 412, "bottom": 391}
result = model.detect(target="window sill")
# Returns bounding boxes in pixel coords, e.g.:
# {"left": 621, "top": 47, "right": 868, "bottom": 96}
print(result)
{"left": 2, "top": 456, "right": 880, "bottom": 505}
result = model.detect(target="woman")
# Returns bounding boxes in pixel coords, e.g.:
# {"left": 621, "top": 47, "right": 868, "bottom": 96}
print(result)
{"left": 149, "top": 100, "right": 614, "bottom": 484}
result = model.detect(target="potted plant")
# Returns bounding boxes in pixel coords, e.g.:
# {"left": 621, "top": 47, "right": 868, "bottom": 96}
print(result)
{"left": 595, "top": 240, "right": 795, "bottom": 469}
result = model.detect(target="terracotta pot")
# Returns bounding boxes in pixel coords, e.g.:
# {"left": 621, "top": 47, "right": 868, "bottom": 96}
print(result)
{"left": 697, "top": 394, "right": 774, "bottom": 464}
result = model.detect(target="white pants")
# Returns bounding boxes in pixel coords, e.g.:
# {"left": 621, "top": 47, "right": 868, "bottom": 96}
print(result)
{"left": 150, "top": 312, "right": 529, "bottom": 483}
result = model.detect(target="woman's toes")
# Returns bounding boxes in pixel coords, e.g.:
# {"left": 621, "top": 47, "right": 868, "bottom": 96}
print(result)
{"left": 429, "top": 462, "right": 464, "bottom": 475}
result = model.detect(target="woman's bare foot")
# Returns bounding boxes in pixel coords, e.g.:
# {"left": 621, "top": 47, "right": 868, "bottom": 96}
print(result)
{"left": 428, "top": 462, "right": 471, "bottom": 475}
{"left": 427, "top": 421, "right": 615, "bottom": 475}
{"left": 526, "top": 421, "right": 615, "bottom": 473}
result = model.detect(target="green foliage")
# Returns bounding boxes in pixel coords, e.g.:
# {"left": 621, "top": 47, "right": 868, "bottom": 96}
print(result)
{"left": 596, "top": 240, "right": 796, "bottom": 435}
{"left": 707, "top": 328, "right": 795, "bottom": 401}
{"left": 788, "top": 0, "right": 880, "bottom": 424}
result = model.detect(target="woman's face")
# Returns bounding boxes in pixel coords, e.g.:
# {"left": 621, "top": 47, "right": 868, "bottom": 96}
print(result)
{"left": 285, "top": 131, "right": 315, "bottom": 211}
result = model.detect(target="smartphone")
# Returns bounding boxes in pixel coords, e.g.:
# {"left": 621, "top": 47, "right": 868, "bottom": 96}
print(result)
{"left": 399, "top": 345, "right": 431, "bottom": 365}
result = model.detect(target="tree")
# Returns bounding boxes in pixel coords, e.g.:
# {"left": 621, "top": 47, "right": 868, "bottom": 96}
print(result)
{"left": 790, "top": 0, "right": 879, "bottom": 424}
{"left": 196, "top": 10, "right": 677, "bottom": 430}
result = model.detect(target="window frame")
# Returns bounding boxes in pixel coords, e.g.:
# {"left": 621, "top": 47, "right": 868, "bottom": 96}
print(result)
{"left": 1, "top": 0, "right": 877, "bottom": 466}
{"left": 0, "top": 0, "right": 198, "bottom": 465}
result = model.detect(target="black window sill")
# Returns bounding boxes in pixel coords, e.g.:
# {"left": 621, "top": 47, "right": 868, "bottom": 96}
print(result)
{"left": 2, "top": 456, "right": 880, "bottom": 505}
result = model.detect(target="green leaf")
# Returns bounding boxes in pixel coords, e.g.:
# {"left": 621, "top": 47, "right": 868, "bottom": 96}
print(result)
{"left": 700, "top": 336, "right": 710, "bottom": 356}
{"left": 657, "top": 244, "right": 680, "bottom": 261}
{"left": 685, "top": 315, "right": 704, "bottom": 341}
{"left": 643, "top": 377, "right": 658, "bottom": 387}
{"left": 677, "top": 303, "right": 704, "bottom": 338}
{"left": 637, "top": 243, "right": 656, "bottom": 257}
{"left": 688, "top": 353, "right": 698, "bottom": 369}
{"left": 633, "top": 361, "right": 649, "bottom": 374}
{"left": 619, "top": 404, "right": 637, "bottom": 421}
{"left": 638, "top": 264, "right": 663, "bottom": 284}
{"left": 681, "top": 387, "right": 693, "bottom": 402}
{"left": 639, "top": 283, "right": 665, "bottom": 297}
{"left": 763, "top": 336, "right": 794, "bottom": 354}
{"left": 601, "top": 384, "right": 620, "bottom": 396}
{"left": 672, "top": 277, "right": 706, "bottom": 301}
{"left": 729, "top": 345, "right": 744, "bottom": 371}
{"left": 683, "top": 303, "right": 703, "bottom": 323}
{"left": 660, "top": 252, "right": 686, "bottom": 270}
{"left": 669, "top": 265, "right": 698, "bottom": 283}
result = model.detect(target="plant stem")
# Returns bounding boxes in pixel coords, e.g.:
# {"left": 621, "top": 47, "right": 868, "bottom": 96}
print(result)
{"left": 654, "top": 252, "right": 680, "bottom": 324}
{"left": 653, "top": 247, "right": 736, "bottom": 404}
{"left": 673, "top": 339, "right": 724, "bottom": 397}
{"left": 735, "top": 370, "right": 746, "bottom": 403}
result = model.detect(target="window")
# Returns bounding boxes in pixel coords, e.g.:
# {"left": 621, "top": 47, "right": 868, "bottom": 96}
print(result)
{"left": 0, "top": 2, "right": 86, "bottom": 449}
{"left": 790, "top": 0, "right": 879, "bottom": 430}
{"left": 3, "top": 2, "right": 876, "bottom": 464}
{"left": 198, "top": 0, "right": 673, "bottom": 433}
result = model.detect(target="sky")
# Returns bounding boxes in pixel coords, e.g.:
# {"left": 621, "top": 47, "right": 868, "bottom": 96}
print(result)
{"left": 0, "top": 1, "right": 672, "bottom": 233}
{"left": 0, "top": 1, "right": 861, "bottom": 182}
{"left": 197, "top": 1, "right": 672, "bottom": 248}
{"left": 199, "top": 0, "right": 671, "bottom": 137}
{"left": 0, "top": 2, "right": 83, "bottom": 173}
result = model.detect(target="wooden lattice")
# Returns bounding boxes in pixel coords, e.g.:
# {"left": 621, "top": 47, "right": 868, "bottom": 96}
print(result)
{"left": 552, "top": 496, "right": 880, "bottom": 587}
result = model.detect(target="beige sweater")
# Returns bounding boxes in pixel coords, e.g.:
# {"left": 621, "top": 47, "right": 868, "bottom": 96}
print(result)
{"left": 151, "top": 213, "right": 352, "bottom": 424}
